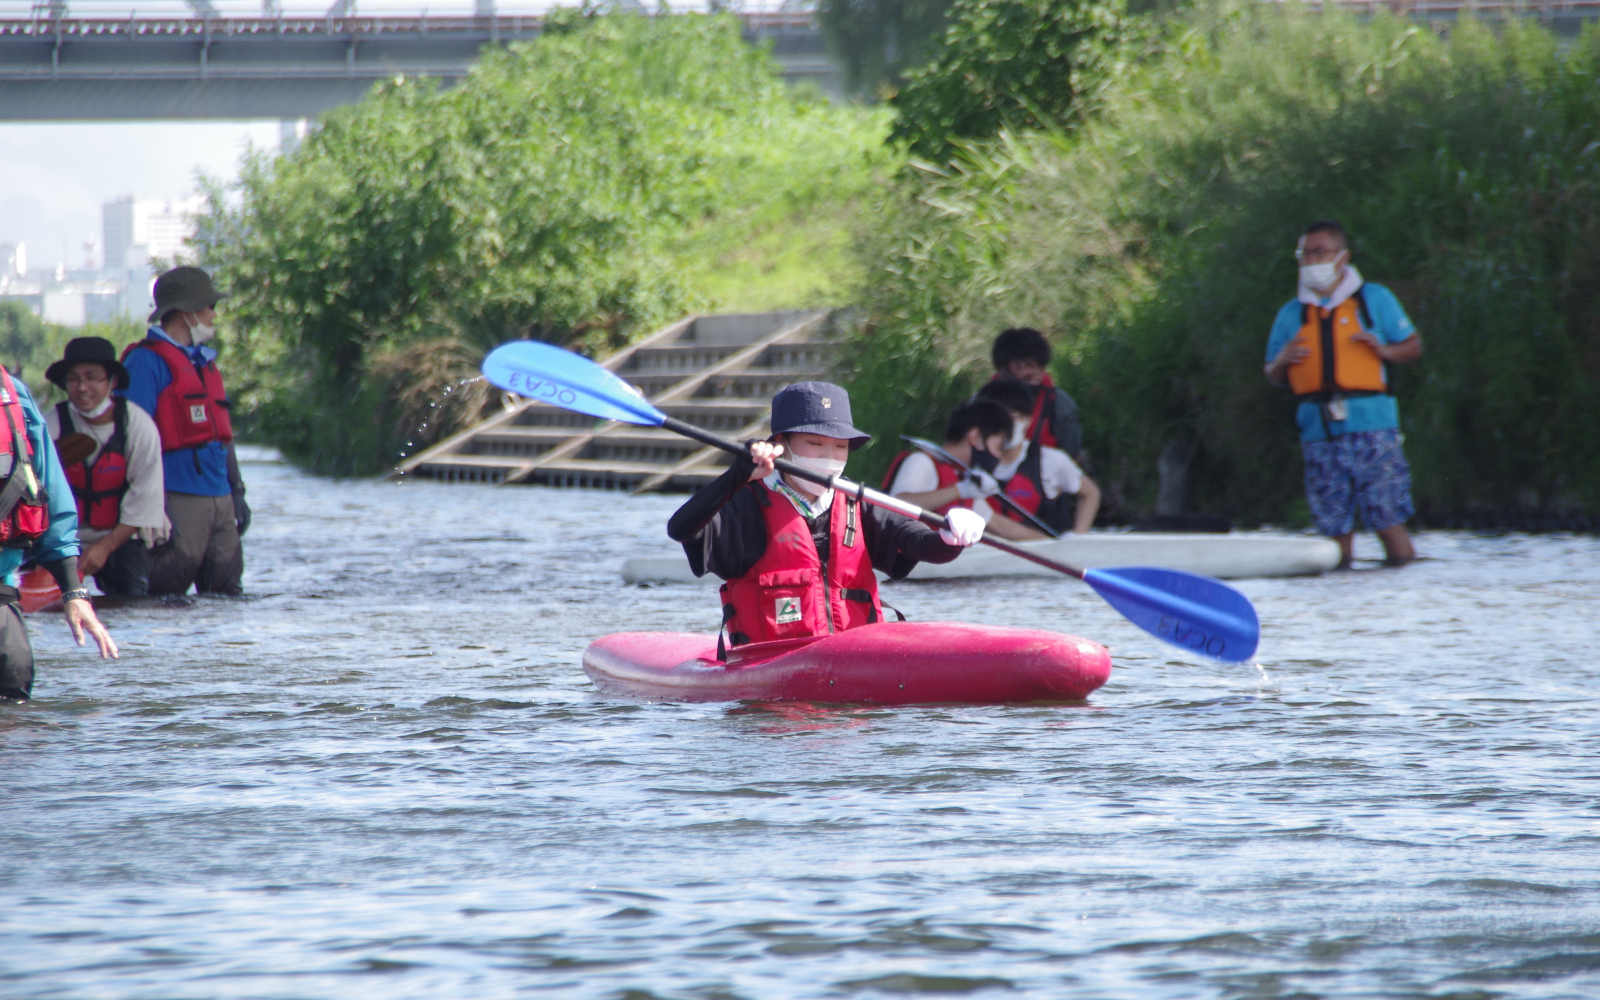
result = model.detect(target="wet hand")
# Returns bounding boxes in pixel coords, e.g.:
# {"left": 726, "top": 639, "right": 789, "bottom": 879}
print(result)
{"left": 939, "top": 507, "right": 986, "bottom": 547}
{"left": 65, "top": 599, "right": 119, "bottom": 660}
{"left": 747, "top": 441, "right": 781, "bottom": 481}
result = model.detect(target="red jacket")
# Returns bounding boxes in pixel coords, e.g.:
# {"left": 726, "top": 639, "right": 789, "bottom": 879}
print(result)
{"left": 0, "top": 367, "right": 48, "bottom": 546}
{"left": 123, "top": 338, "right": 234, "bottom": 452}
{"left": 719, "top": 482, "right": 884, "bottom": 647}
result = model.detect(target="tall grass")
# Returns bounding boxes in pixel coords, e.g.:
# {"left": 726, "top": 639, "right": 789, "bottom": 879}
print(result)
{"left": 844, "top": 4, "right": 1600, "bottom": 523}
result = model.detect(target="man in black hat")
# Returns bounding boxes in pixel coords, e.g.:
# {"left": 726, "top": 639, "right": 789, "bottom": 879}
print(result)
{"left": 45, "top": 337, "right": 167, "bottom": 597}
{"left": 667, "top": 381, "right": 985, "bottom": 651}
{"left": 123, "top": 266, "right": 251, "bottom": 596}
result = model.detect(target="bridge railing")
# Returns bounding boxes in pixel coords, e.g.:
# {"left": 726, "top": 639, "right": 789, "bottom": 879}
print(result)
{"left": 0, "top": 8, "right": 818, "bottom": 38}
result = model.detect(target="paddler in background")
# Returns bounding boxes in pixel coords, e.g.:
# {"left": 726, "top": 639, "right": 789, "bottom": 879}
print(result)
{"left": 883, "top": 398, "right": 1047, "bottom": 542}
{"left": 44, "top": 338, "right": 166, "bottom": 597}
{"left": 0, "top": 363, "right": 120, "bottom": 700}
{"left": 975, "top": 378, "right": 1101, "bottom": 535}
{"left": 667, "top": 382, "right": 985, "bottom": 654}
{"left": 124, "top": 266, "right": 251, "bottom": 597}
{"left": 990, "top": 327, "right": 1088, "bottom": 468}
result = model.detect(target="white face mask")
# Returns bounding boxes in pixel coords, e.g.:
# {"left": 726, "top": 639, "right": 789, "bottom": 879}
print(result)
{"left": 1299, "top": 259, "right": 1343, "bottom": 290}
{"left": 187, "top": 314, "right": 216, "bottom": 344}
{"left": 72, "top": 395, "right": 114, "bottom": 419}
{"left": 785, "top": 453, "right": 846, "bottom": 495}
{"left": 1007, "top": 420, "right": 1028, "bottom": 450}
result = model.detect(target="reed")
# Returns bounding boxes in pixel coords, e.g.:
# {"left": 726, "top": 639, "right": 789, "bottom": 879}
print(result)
{"left": 845, "top": 3, "right": 1600, "bottom": 524}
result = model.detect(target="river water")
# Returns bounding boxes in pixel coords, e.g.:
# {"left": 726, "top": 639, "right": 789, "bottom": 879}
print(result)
{"left": 6, "top": 455, "right": 1600, "bottom": 999}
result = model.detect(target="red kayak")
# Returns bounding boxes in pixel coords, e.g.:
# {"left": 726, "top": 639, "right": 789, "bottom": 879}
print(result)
{"left": 582, "top": 622, "right": 1112, "bottom": 704}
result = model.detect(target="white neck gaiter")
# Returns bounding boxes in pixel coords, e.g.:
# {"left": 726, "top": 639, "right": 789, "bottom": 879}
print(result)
{"left": 72, "top": 396, "right": 114, "bottom": 420}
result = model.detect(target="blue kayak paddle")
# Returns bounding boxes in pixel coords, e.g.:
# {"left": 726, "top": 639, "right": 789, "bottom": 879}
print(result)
{"left": 481, "top": 341, "right": 1261, "bottom": 663}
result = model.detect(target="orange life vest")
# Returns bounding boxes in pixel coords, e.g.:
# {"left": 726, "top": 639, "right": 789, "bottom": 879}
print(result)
{"left": 719, "top": 482, "right": 883, "bottom": 648}
{"left": 881, "top": 450, "right": 975, "bottom": 515}
{"left": 1287, "top": 289, "right": 1388, "bottom": 398}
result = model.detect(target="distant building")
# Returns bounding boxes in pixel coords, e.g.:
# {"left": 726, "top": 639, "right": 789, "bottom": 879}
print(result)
{"left": 0, "top": 243, "right": 23, "bottom": 280}
{"left": 102, "top": 196, "right": 205, "bottom": 272}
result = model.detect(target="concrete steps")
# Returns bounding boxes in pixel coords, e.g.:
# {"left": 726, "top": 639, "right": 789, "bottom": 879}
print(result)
{"left": 392, "top": 310, "right": 840, "bottom": 490}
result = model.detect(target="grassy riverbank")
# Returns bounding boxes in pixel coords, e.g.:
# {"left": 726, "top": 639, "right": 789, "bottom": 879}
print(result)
{"left": 200, "top": 11, "right": 893, "bottom": 475}
{"left": 843, "top": 4, "right": 1600, "bottom": 525}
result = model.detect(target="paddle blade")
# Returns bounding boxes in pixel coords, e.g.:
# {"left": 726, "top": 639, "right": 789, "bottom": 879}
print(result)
{"left": 481, "top": 341, "right": 666, "bottom": 427}
{"left": 1084, "top": 566, "right": 1260, "bottom": 663}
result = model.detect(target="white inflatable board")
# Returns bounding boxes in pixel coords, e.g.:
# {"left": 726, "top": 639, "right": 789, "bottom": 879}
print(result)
{"left": 622, "top": 533, "right": 1340, "bottom": 584}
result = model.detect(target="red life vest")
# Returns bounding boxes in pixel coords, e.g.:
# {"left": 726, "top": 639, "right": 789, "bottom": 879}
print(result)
{"left": 0, "top": 367, "right": 49, "bottom": 547}
{"left": 988, "top": 442, "right": 1081, "bottom": 534}
{"left": 990, "top": 443, "right": 1045, "bottom": 519}
{"left": 719, "top": 482, "right": 883, "bottom": 647}
{"left": 1023, "top": 374, "right": 1061, "bottom": 449}
{"left": 123, "top": 337, "right": 234, "bottom": 452}
{"left": 54, "top": 400, "right": 130, "bottom": 532}
{"left": 881, "top": 450, "right": 975, "bottom": 515}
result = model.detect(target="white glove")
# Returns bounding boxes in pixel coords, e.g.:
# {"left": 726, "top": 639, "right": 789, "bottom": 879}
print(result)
{"left": 939, "top": 506, "right": 986, "bottom": 547}
{"left": 955, "top": 468, "right": 1001, "bottom": 500}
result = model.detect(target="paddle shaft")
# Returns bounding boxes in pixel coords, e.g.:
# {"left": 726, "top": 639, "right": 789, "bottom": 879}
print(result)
{"left": 900, "top": 435, "right": 1061, "bottom": 539}
{"left": 659, "top": 417, "right": 1087, "bottom": 582}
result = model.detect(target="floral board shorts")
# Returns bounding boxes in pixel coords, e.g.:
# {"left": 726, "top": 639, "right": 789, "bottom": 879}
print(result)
{"left": 1301, "top": 429, "right": 1415, "bottom": 537}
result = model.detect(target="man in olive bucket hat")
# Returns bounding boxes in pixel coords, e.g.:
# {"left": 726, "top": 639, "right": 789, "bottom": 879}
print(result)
{"left": 122, "top": 266, "right": 251, "bottom": 596}
{"left": 44, "top": 337, "right": 167, "bottom": 597}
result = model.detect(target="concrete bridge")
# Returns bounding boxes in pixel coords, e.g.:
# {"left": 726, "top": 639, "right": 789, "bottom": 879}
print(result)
{"left": 0, "top": 7, "right": 836, "bottom": 120}
{"left": 4, "top": 0, "right": 1596, "bottom": 122}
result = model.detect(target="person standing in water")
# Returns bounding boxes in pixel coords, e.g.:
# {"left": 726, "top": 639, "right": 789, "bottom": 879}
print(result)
{"left": 0, "top": 363, "right": 119, "bottom": 700}
{"left": 44, "top": 338, "right": 166, "bottom": 597}
{"left": 1264, "top": 220, "right": 1423, "bottom": 568}
{"left": 668, "top": 382, "right": 984, "bottom": 653}
{"left": 990, "top": 327, "right": 1087, "bottom": 468}
{"left": 123, "top": 266, "right": 251, "bottom": 596}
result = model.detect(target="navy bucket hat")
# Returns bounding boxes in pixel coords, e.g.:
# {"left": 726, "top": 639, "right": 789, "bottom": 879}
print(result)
{"left": 770, "top": 381, "right": 871, "bottom": 450}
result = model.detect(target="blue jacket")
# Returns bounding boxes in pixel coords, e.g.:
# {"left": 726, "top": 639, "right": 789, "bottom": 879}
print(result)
{"left": 122, "top": 328, "right": 232, "bottom": 497}
{"left": 0, "top": 378, "right": 81, "bottom": 586}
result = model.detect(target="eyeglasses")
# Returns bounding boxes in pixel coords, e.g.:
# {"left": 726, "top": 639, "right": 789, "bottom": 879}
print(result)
{"left": 1294, "top": 246, "right": 1345, "bottom": 263}
{"left": 65, "top": 373, "right": 110, "bottom": 387}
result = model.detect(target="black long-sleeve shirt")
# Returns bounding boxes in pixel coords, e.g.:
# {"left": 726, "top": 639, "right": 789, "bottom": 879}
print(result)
{"left": 667, "top": 451, "right": 963, "bottom": 582}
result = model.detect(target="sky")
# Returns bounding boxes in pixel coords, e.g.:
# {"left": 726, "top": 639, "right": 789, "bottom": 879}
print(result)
{"left": 0, "top": 121, "right": 282, "bottom": 270}
{"left": 0, "top": 0, "right": 804, "bottom": 269}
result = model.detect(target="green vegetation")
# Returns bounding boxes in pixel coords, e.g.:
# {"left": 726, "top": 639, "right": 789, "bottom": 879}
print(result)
{"left": 0, "top": 302, "right": 141, "bottom": 408}
{"left": 890, "top": 0, "right": 1132, "bottom": 162}
{"left": 845, "top": 4, "right": 1600, "bottom": 524}
{"left": 817, "top": 0, "right": 955, "bottom": 97}
{"left": 199, "top": 11, "right": 891, "bottom": 474}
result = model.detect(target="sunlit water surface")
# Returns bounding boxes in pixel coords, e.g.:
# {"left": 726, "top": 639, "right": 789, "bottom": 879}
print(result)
{"left": 5, "top": 458, "right": 1600, "bottom": 999}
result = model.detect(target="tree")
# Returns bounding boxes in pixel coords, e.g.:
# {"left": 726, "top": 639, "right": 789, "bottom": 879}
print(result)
{"left": 817, "top": 0, "right": 956, "bottom": 97}
{"left": 889, "top": 0, "right": 1130, "bottom": 162}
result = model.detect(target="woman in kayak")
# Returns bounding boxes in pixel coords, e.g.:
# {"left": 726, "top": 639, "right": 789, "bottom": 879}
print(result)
{"left": 667, "top": 382, "right": 986, "bottom": 653}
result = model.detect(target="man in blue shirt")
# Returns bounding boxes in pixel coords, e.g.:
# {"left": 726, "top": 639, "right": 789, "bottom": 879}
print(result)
{"left": 0, "top": 373, "right": 119, "bottom": 700}
{"left": 123, "top": 267, "right": 250, "bottom": 596}
{"left": 1264, "top": 220, "right": 1423, "bottom": 568}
